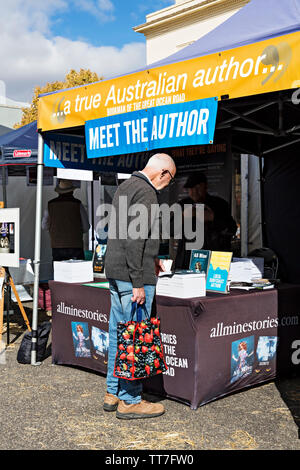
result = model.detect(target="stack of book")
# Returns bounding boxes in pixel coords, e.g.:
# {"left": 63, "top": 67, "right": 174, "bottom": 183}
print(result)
{"left": 156, "top": 271, "right": 206, "bottom": 298}
{"left": 228, "top": 257, "right": 274, "bottom": 290}
{"left": 54, "top": 260, "right": 94, "bottom": 283}
{"left": 228, "top": 257, "right": 264, "bottom": 283}
{"left": 230, "top": 279, "right": 274, "bottom": 291}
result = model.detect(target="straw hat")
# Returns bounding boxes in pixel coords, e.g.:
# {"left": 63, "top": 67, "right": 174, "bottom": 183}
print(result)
{"left": 55, "top": 179, "right": 78, "bottom": 194}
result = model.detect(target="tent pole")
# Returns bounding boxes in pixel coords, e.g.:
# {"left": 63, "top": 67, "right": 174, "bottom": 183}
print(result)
{"left": 258, "top": 153, "right": 266, "bottom": 247}
{"left": 1, "top": 147, "right": 7, "bottom": 207}
{"left": 257, "top": 136, "right": 266, "bottom": 247}
{"left": 2, "top": 167, "right": 6, "bottom": 207}
{"left": 240, "top": 154, "right": 249, "bottom": 257}
{"left": 91, "top": 180, "right": 95, "bottom": 252}
{"left": 31, "top": 132, "right": 44, "bottom": 366}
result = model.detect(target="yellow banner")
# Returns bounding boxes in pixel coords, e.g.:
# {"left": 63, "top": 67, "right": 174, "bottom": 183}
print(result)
{"left": 38, "top": 31, "right": 300, "bottom": 132}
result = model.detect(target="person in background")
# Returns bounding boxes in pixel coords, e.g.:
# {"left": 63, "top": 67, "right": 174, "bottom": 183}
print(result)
{"left": 104, "top": 153, "right": 176, "bottom": 420}
{"left": 175, "top": 171, "right": 237, "bottom": 269}
{"left": 42, "top": 179, "right": 90, "bottom": 261}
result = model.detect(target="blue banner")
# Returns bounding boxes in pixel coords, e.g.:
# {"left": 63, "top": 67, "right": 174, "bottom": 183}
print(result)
{"left": 44, "top": 134, "right": 88, "bottom": 169}
{"left": 85, "top": 98, "right": 218, "bottom": 159}
{"left": 43, "top": 133, "right": 151, "bottom": 173}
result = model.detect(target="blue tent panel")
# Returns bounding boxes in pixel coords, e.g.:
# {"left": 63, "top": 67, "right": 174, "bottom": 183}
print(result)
{"left": 0, "top": 121, "right": 38, "bottom": 165}
{"left": 0, "top": 120, "right": 37, "bottom": 148}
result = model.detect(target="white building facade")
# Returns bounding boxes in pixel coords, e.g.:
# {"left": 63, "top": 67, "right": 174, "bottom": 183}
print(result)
{"left": 134, "top": 0, "right": 250, "bottom": 65}
{"left": 0, "top": 80, "right": 29, "bottom": 129}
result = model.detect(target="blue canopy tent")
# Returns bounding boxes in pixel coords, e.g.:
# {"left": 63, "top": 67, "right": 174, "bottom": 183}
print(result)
{"left": 0, "top": 121, "right": 38, "bottom": 208}
{"left": 0, "top": 120, "right": 38, "bottom": 166}
{"left": 31, "top": 0, "right": 300, "bottom": 363}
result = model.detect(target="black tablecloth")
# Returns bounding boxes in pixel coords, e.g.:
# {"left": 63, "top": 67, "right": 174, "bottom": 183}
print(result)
{"left": 49, "top": 281, "right": 111, "bottom": 374}
{"left": 49, "top": 281, "right": 300, "bottom": 408}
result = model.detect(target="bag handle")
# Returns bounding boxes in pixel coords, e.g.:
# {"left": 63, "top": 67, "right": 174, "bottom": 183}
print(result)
{"left": 131, "top": 302, "right": 150, "bottom": 322}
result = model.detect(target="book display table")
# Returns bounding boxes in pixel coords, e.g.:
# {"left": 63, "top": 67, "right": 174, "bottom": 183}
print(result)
{"left": 49, "top": 281, "right": 300, "bottom": 409}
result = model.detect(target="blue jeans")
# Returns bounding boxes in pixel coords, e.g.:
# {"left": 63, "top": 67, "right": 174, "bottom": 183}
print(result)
{"left": 106, "top": 279, "right": 156, "bottom": 404}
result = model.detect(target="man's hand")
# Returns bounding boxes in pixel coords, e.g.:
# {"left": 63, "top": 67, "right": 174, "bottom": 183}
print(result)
{"left": 155, "top": 258, "right": 166, "bottom": 276}
{"left": 131, "top": 287, "right": 146, "bottom": 305}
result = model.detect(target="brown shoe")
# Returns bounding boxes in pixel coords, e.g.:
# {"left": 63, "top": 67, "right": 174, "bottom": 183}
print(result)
{"left": 116, "top": 399, "right": 165, "bottom": 420}
{"left": 103, "top": 392, "right": 119, "bottom": 412}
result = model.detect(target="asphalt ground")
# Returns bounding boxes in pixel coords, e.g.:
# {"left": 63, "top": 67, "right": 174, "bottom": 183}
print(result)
{"left": 0, "top": 302, "right": 300, "bottom": 454}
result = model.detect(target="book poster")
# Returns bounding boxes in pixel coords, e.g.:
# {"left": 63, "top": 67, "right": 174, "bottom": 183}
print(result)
{"left": 189, "top": 250, "right": 211, "bottom": 274}
{"left": 255, "top": 336, "right": 278, "bottom": 375}
{"left": 206, "top": 251, "right": 232, "bottom": 293}
{"left": 231, "top": 335, "right": 254, "bottom": 384}
{"left": 71, "top": 322, "right": 91, "bottom": 358}
{"left": 0, "top": 223, "right": 15, "bottom": 254}
{"left": 91, "top": 327, "right": 109, "bottom": 366}
{"left": 93, "top": 244, "right": 107, "bottom": 274}
{"left": 0, "top": 208, "right": 19, "bottom": 268}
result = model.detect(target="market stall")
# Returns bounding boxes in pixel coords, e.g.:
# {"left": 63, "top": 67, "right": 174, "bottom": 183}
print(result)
{"left": 36, "top": 0, "right": 300, "bottom": 286}
{"left": 32, "top": 0, "right": 300, "bottom": 404}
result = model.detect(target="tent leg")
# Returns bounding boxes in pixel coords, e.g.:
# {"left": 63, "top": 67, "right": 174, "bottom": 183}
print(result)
{"left": 31, "top": 132, "right": 44, "bottom": 366}
{"left": 2, "top": 166, "right": 7, "bottom": 207}
{"left": 91, "top": 180, "right": 95, "bottom": 252}
{"left": 258, "top": 154, "right": 266, "bottom": 246}
{"left": 257, "top": 136, "right": 266, "bottom": 247}
{"left": 241, "top": 154, "right": 249, "bottom": 257}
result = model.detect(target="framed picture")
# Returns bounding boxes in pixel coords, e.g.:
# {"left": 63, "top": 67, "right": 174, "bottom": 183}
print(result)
{"left": 0, "top": 208, "right": 20, "bottom": 268}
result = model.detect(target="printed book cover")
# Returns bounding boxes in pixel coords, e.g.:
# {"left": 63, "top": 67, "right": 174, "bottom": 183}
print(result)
{"left": 93, "top": 243, "right": 107, "bottom": 274}
{"left": 206, "top": 251, "right": 233, "bottom": 293}
{"left": 91, "top": 327, "right": 109, "bottom": 365}
{"left": 231, "top": 335, "right": 254, "bottom": 384}
{"left": 189, "top": 250, "right": 211, "bottom": 274}
{"left": 71, "top": 322, "right": 91, "bottom": 358}
{"left": 254, "top": 336, "right": 278, "bottom": 376}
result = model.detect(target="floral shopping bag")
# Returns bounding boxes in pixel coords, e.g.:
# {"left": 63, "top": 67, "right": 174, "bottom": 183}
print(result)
{"left": 113, "top": 303, "right": 167, "bottom": 380}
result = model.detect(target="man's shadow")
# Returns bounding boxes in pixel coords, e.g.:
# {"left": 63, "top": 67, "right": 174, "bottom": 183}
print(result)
{"left": 276, "top": 285, "right": 300, "bottom": 439}
{"left": 275, "top": 376, "right": 300, "bottom": 439}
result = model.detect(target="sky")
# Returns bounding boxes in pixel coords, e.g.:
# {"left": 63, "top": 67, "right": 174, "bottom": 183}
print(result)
{"left": 0, "top": 0, "right": 174, "bottom": 104}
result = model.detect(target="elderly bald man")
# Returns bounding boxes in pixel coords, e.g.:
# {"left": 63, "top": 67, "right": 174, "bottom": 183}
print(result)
{"left": 104, "top": 153, "right": 176, "bottom": 420}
